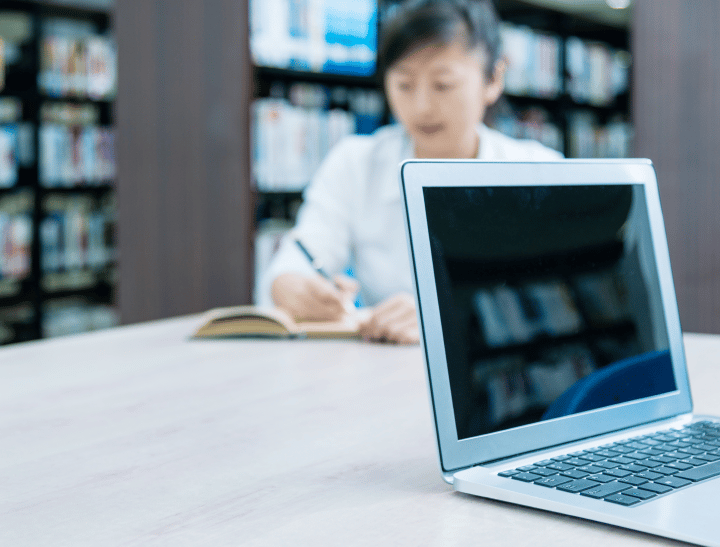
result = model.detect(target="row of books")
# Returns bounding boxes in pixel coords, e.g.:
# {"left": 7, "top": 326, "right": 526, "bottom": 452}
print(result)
{"left": 0, "top": 125, "right": 17, "bottom": 187}
{"left": 493, "top": 106, "right": 632, "bottom": 158}
{"left": 39, "top": 124, "right": 115, "bottom": 187}
{"left": 478, "top": 344, "right": 597, "bottom": 427}
{"left": 0, "top": 212, "right": 31, "bottom": 281}
{"left": 40, "top": 194, "right": 115, "bottom": 273}
{"left": 0, "top": 192, "right": 32, "bottom": 281}
{"left": 253, "top": 98, "right": 357, "bottom": 191}
{"left": 474, "top": 281, "right": 584, "bottom": 349}
{"left": 493, "top": 107, "right": 563, "bottom": 154}
{"left": 253, "top": 218, "right": 293, "bottom": 304}
{"left": 567, "top": 112, "right": 632, "bottom": 159}
{"left": 501, "top": 23, "right": 562, "bottom": 99}
{"left": 473, "top": 271, "right": 630, "bottom": 349}
{"left": 39, "top": 18, "right": 116, "bottom": 99}
{"left": 251, "top": 0, "right": 377, "bottom": 76}
{"left": 42, "top": 298, "right": 118, "bottom": 338}
{"left": 566, "top": 37, "right": 630, "bottom": 107}
{"left": 500, "top": 22, "right": 630, "bottom": 106}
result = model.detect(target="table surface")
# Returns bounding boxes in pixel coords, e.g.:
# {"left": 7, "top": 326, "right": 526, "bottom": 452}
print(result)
{"left": 1, "top": 315, "right": 717, "bottom": 546}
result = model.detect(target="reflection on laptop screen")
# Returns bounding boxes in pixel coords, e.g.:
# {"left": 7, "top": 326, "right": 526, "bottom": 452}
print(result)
{"left": 423, "top": 184, "right": 676, "bottom": 440}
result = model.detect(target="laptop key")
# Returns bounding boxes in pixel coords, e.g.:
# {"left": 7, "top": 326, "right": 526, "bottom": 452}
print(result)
{"left": 557, "top": 479, "right": 601, "bottom": 493}
{"left": 546, "top": 462, "right": 574, "bottom": 471}
{"left": 621, "top": 464, "right": 647, "bottom": 473}
{"left": 637, "top": 482, "right": 673, "bottom": 494}
{"left": 561, "top": 469, "right": 590, "bottom": 479}
{"left": 593, "top": 461, "right": 620, "bottom": 469}
{"left": 666, "top": 461, "right": 693, "bottom": 471}
{"left": 635, "top": 470, "right": 663, "bottom": 480}
{"left": 577, "top": 465, "right": 606, "bottom": 474}
{"left": 517, "top": 465, "right": 536, "bottom": 472}
{"left": 535, "top": 475, "right": 572, "bottom": 488}
{"left": 580, "top": 482, "right": 631, "bottom": 499}
{"left": 624, "top": 488, "right": 658, "bottom": 500}
{"left": 674, "top": 460, "right": 720, "bottom": 482}
{"left": 587, "top": 474, "right": 616, "bottom": 483}
{"left": 610, "top": 456, "right": 635, "bottom": 465}
{"left": 654, "top": 477, "right": 692, "bottom": 489}
{"left": 682, "top": 457, "right": 712, "bottom": 467}
{"left": 603, "top": 468, "right": 632, "bottom": 478}
{"left": 650, "top": 455, "right": 676, "bottom": 464}
{"left": 626, "top": 442, "right": 652, "bottom": 450}
{"left": 639, "top": 439, "right": 662, "bottom": 446}
{"left": 605, "top": 493, "right": 642, "bottom": 506}
{"left": 530, "top": 467, "right": 559, "bottom": 477}
{"left": 595, "top": 449, "right": 622, "bottom": 458}
{"left": 619, "top": 475, "right": 648, "bottom": 486}
{"left": 652, "top": 466, "right": 680, "bottom": 476}
{"left": 635, "top": 459, "right": 662, "bottom": 468}
{"left": 498, "top": 470, "right": 519, "bottom": 478}
{"left": 695, "top": 453, "right": 720, "bottom": 462}
{"left": 580, "top": 454, "right": 606, "bottom": 462}
{"left": 512, "top": 472, "right": 543, "bottom": 482}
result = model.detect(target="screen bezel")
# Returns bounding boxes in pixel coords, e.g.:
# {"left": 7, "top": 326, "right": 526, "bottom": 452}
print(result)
{"left": 400, "top": 160, "right": 693, "bottom": 474}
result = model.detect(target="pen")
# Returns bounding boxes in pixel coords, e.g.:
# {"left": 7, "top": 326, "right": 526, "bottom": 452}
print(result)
{"left": 293, "top": 238, "right": 356, "bottom": 313}
{"left": 293, "top": 238, "right": 336, "bottom": 285}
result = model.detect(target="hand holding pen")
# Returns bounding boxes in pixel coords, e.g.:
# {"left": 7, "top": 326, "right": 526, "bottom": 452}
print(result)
{"left": 293, "top": 238, "right": 357, "bottom": 315}
{"left": 268, "top": 239, "right": 358, "bottom": 322}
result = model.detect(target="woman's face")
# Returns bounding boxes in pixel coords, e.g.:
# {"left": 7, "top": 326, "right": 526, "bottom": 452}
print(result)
{"left": 385, "top": 40, "right": 504, "bottom": 158}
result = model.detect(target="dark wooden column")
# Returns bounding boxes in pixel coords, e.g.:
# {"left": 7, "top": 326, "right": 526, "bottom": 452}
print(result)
{"left": 115, "top": 0, "right": 253, "bottom": 323}
{"left": 632, "top": 0, "right": 720, "bottom": 333}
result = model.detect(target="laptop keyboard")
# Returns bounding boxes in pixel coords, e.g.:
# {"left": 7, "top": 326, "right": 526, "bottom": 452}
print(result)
{"left": 499, "top": 421, "right": 720, "bottom": 506}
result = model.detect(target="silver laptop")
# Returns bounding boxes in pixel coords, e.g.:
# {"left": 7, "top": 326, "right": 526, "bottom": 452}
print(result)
{"left": 400, "top": 159, "right": 720, "bottom": 547}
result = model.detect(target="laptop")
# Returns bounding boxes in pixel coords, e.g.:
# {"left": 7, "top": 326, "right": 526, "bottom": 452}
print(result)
{"left": 400, "top": 159, "right": 720, "bottom": 547}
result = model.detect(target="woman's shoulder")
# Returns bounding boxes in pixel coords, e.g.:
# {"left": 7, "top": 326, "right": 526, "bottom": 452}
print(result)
{"left": 481, "top": 125, "right": 565, "bottom": 160}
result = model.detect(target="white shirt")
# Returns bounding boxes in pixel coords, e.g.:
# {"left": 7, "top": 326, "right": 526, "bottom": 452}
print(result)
{"left": 258, "top": 124, "right": 563, "bottom": 307}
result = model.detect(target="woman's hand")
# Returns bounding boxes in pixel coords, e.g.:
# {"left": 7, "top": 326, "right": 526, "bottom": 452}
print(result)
{"left": 271, "top": 273, "right": 358, "bottom": 321}
{"left": 358, "top": 292, "right": 419, "bottom": 345}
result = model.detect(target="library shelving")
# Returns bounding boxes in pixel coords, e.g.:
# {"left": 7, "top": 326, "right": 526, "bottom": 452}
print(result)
{"left": 494, "top": 0, "right": 632, "bottom": 158}
{"left": 0, "top": 0, "right": 116, "bottom": 344}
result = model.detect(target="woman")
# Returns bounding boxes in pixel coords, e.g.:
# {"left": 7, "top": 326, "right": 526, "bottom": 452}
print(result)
{"left": 260, "top": 0, "right": 562, "bottom": 344}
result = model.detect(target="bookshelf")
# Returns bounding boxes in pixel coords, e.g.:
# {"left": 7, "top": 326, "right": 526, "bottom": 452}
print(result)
{"left": 0, "top": 0, "right": 116, "bottom": 344}
{"left": 494, "top": 0, "right": 631, "bottom": 158}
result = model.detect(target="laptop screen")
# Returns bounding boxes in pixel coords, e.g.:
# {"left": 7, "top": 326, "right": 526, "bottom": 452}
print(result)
{"left": 423, "top": 184, "right": 676, "bottom": 440}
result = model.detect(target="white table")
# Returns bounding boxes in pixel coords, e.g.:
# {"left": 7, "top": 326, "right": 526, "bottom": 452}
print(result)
{"left": 1, "top": 315, "right": 716, "bottom": 546}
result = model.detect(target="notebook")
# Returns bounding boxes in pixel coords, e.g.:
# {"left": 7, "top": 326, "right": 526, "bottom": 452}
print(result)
{"left": 400, "top": 159, "right": 720, "bottom": 547}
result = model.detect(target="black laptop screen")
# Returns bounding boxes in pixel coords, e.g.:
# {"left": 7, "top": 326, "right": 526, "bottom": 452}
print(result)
{"left": 423, "top": 185, "right": 675, "bottom": 440}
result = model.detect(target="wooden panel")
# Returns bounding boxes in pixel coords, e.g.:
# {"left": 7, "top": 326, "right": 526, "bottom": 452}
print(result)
{"left": 115, "top": 0, "right": 252, "bottom": 324}
{"left": 632, "top": 0, "right": 720, "bottom": 333}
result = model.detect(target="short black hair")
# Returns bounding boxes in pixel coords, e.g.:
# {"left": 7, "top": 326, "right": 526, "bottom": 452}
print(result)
{"left": 378, "top": 0, "right": 502, "bottom": 80}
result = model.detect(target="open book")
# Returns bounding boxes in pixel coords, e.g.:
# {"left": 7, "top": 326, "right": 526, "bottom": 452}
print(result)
{"left": 192, "top": 305, "right": 367, "bottom": 339}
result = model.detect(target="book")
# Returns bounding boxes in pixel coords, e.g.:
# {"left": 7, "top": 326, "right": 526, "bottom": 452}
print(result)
{"left": 192, "top": 305, "right": 367, "bottom": 339}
